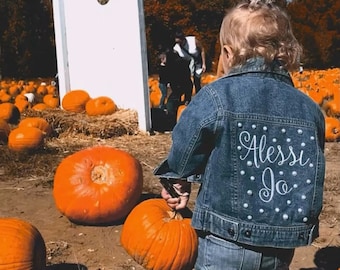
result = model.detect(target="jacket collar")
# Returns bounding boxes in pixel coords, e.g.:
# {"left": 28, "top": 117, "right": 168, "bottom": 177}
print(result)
{"left": 227, "top": 57, "right": 293, "bottom": 85}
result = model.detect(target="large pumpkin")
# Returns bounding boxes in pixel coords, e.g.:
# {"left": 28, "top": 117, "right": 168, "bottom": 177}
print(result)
{"left": 121, "top": 198, "right": 198, "bottom": 270}
{"left": 8, "top": 127, "right": 45, "bottom": 152}
{"left": 61, "top": 89, "right": 91, "bottom": 113}
{"left": 53, "top": 145, "right": 143, "bottom": 225}
{"left": 19, "top": 117, "right": 52, "bottom": 137}
{"left": 0, "top": 217, "right": 46, "bottom": 270}
{"left": 85, "top": 96, "right": 117, "bottom": 116}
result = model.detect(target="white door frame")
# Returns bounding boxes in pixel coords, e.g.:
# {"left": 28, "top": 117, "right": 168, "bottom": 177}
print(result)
{"left": 52, "top": 0, "right": 151, "bottom": 131}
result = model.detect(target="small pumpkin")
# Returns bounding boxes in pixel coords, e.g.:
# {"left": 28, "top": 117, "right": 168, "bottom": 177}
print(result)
{"left": 36, "top": 83, "right": 47, "bottom": 96}
{"left": 43, "top": 94, "right": 60, "bottom": 108}
{"left": 0, "top": 92, "right": 12, "bottom": 103}
{"left": 176, "top": 104, "right": 187, "bottom": 122}
{"left": 19, "top": 117, "right": 52, "bottom": 137}
{"left": 15, "top": 99, "right": 30, "bottom": 113}
{"left": 85, "top": 96, "right": 117, "bottom": 116}
{"left": 32, "top": 103, "right": 50, "bottom": 111}
{"left": 8, "top": 127, "right": 45, "bottom": 152}
{"left": 325, "top": 116, "right": 340, "bottom": 142}
{"left": 149, "top": 88, "right": 162, "bottom": 108}
{"left": 23, "top": 82, "right": 36, "bottom": 93}
{"left": 0, "top": 119, "right": 10, "bottom": 143}
{"left": 0, "top": 217, "right": 46, "bottom": 270}
{"left": 15, "top": 94, "right": 28, "bottom": 103}
{"left": 8, "top": 85, "right": 21, "bottom": 96}
{"left": 121, "top": 198, "right": 198, "bottom": 270}
{"left": 47, "top": 84, "right": 57, "bottom": 95}
{"left": 324, "top": 96, "right": 340, "bottom": 117}
{"left": 307, "top": 90, "right": 325, "bottom": 106}
{"left": 53, "top": 145, "right": 143, "bottom": 225}
{"left": 0, "top": 102, "right": 20, "bottom": 124}
{"left": 62, "top": 89, "right": 91, "bottom": 113}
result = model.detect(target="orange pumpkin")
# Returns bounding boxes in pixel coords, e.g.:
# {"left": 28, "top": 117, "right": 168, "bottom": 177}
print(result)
{"left": 36, "top": 84, "right": 47, "bottom": 96}
{"left": 149, "top": 89, "right": 162, "bottom": 108}
{"left": 15, "top": 94, "right": 28, "bottom": 103}
{"left": 32, "top": 103, "right": 49, "bottom": 111}
{"left": 0, "top": 217, "right": 46, "bottom": 270}
{"left": 325, "top": 116, "right": 340, "bottom": 142}
{"left": 46, "top": 85, "right": 57, "bottom": 95}
{"left": 19, "top": 117, "right": 52, "bottom": 137}
{"left": 8, "top": 127, "right": 45, "bottom": 152}
{"left": 121, "top": 198, "right": 198, "bottom": 270}
{"left": 306, "top": 90, "right": 325, "bottom": 106}
{"left": 53, "top": 145, "right": 143, "bottom": 225}
{"left": 0, "top": 92, "right": 12, "bottom": 103}
{"left": 0, "top": 119, "right": 10, "bottom": 143}
{"left": 23, "top": 82, "right": 36, "bottom": 93}
{"left": 8, "top": 85, "right": 21, "bottom": 96}
{"left": 15, "top": 99, "right": 30, "bottom": 113}
{"left": 176, "top": 104, "right": 187, "bottom": 122}
{"left": 0, "top": 102, "right": 20, "bottom": 124}
{"left": 43, "top": 94, "right": 60, "bottom": 108}
{"left": 61, "top": 89, "right": 91, "bottom": 113}
{"left": 324, "top": 96, "right": 340, "bottom": 117}
{"left": 85, "top": 96, "right": 117, "bottom": 116}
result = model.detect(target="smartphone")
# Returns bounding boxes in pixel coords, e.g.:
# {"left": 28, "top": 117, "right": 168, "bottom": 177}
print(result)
{"left": 159, "top": 178, "right": 180, "bottom": 198}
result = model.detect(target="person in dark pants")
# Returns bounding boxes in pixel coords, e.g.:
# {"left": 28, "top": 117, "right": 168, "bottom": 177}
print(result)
{"left": 173, "top": 29, "right": 206, "bottom": 96}
{"left": 150, "top": 51, "right": 192, "bottom": 132}
{"left": 157, "top": 52, "right": 171, "bottom": 110}
{"left": 166, "top": 51, "right": 193, "bottom": 112}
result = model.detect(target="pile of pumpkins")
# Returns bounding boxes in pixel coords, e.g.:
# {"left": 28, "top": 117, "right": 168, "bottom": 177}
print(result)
{"left": 0, "top": 79, "right": 59, "bottom": 112}
{"left": 0, "top": 94, "right": 53, "bottom": 151}
{"left": 0, "top": 115, "right": 51, "bottom": 152}
{"left": 291, "top": 68, "right": 340, "bottom": 142}
{"left": 0, "top": 79, "right": 118, "bottom": 116}
{"left": 0, "top": 82, "right": 118, "bottom": 151}
{"left": 0, "top": 145, "right": 198, "bottom": 270}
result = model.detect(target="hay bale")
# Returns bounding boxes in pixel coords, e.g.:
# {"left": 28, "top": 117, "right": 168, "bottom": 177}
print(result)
{"left": 22, "top": 108, "right": 139, "bottom": 138}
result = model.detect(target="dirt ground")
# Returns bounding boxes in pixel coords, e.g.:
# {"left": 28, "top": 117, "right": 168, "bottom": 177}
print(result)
{"left": 0, "top": 130, "right": 339, "bottom": 270}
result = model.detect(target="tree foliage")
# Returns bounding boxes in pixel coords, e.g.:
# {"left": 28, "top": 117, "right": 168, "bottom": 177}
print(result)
{"left": 0, "top": 0, "right": 338, "bottom": 79}
{"left": 287, "top": 0, "right": 340, "bottom": 68}
{"left": 0, "top": 0, "right": 56, "bottom": 79}
{"left": 143, "top": 0, "right": 234, "bottom": 73}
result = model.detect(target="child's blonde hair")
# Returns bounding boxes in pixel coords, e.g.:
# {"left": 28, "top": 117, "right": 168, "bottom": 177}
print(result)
{"left": 220, "top": 0, "right": 302, "bottom": 71}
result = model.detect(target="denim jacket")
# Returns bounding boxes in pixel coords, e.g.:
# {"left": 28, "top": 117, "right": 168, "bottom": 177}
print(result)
{"left": 154, "top": 57, "right": 325, "bottom": 249}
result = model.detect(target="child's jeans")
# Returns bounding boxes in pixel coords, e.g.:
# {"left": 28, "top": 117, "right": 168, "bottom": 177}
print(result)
{"left": 195, "top": 232, "right": 294, "bottom": 270}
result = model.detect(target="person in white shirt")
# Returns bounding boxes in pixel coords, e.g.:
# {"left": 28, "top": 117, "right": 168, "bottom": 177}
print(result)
{"left": 173, "top": 30, "right": 206, "bottom": 99}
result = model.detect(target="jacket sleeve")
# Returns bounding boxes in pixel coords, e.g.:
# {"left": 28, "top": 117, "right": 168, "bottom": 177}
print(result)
{"left": 166, "top": 88, "right": 217, "bottom": 178}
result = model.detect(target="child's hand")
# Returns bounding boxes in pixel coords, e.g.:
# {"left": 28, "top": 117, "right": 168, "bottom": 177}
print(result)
{"left": 161, "top": 180, "right": 191, "bottom": 210}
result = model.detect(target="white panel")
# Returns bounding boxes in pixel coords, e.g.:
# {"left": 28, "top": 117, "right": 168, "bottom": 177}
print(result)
{"left": 53, "top": 0, "right": 151, "bottom": 131}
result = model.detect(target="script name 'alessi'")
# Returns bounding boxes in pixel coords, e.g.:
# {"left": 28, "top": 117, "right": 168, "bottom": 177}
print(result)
{"left": 238, "top": 131, "right": 310, "bottom": 168}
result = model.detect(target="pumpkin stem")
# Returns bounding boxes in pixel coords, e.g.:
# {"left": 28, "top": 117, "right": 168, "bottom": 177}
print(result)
{"left": 167, "top": 209, "right": 183, "bottom": 221}
{"left": 91, "top": 164, "right": 113, "bottom": 184}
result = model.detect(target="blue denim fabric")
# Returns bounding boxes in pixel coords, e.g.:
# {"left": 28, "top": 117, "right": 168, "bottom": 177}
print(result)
{"left": 195, "top": 233, "right": 294, "bottom": 270}
{"left": 154, "top": 57, "right": 325, "bottom": 248}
